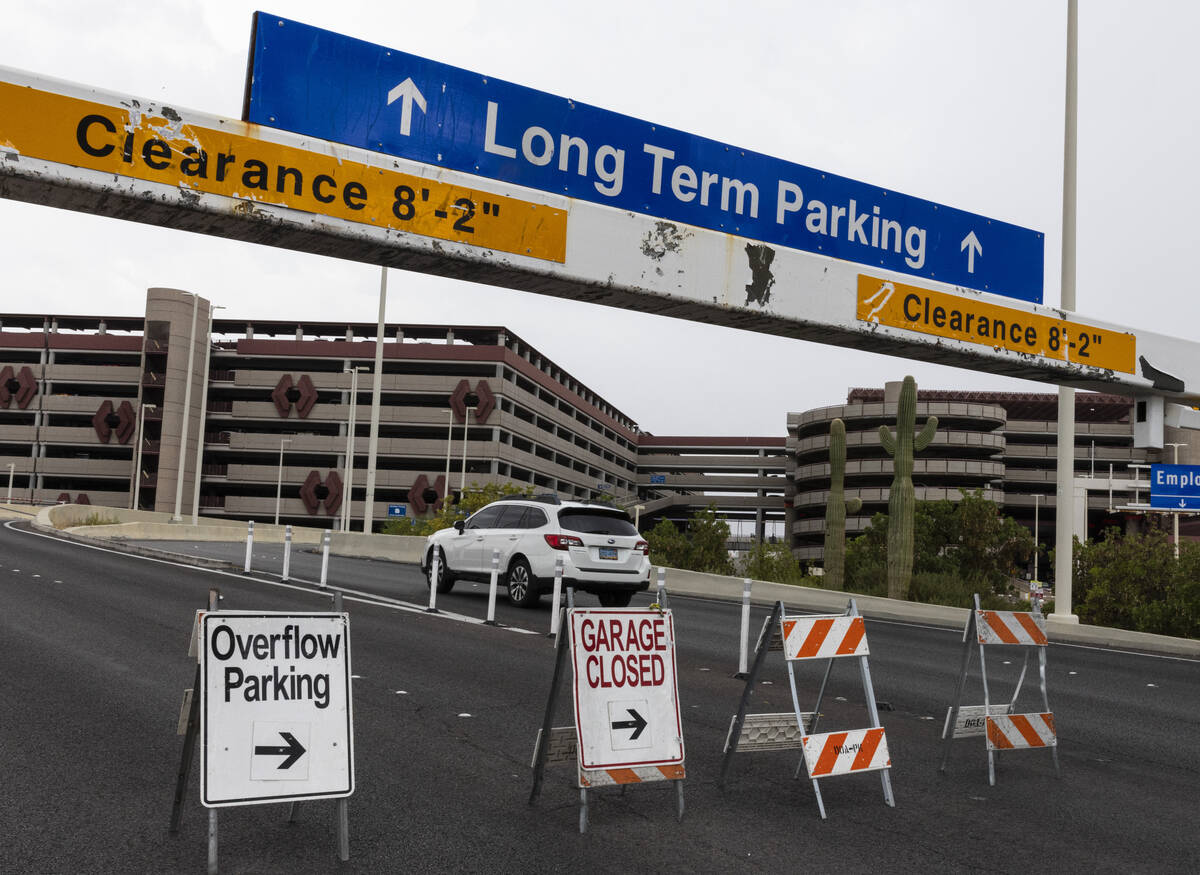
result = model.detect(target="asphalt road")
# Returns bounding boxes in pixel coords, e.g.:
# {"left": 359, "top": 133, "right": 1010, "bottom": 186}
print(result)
{"left": 1, "top": 521, "right": 1197, "bottom": 874}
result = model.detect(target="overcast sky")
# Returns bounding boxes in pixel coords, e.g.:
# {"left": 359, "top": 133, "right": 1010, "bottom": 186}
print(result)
{"left": 2, "top": 1, "right": 1196, "bottom": 436}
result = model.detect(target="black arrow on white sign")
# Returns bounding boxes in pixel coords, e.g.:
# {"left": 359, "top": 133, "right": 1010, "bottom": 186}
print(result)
{"left": 611, "top": 708, "right": 648, "bottom": 741}
{"left": 254, "top": 731, "right": 307, "bottom": 769}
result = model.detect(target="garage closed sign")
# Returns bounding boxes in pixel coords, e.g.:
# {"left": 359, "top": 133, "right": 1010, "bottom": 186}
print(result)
{"left": 569, "top": 609, "right": 684, "bottom": 770}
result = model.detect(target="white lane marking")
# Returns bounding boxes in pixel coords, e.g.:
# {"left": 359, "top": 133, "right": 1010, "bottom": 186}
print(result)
{"left": 458, "top": 713, "right": 472, "bottom": 718}
{"left": 3, "top": 521, "right": 540, "bottom": 634}
{"left": 395, "top": 690, "right": 408, "bottom": 695}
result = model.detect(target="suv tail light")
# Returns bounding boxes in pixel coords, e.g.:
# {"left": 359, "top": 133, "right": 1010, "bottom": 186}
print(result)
{"left": 544, "top": 533, "right": 584, "bottom": 550}
{"left": 635, "top": 540, "right": 649, "bottom": 555}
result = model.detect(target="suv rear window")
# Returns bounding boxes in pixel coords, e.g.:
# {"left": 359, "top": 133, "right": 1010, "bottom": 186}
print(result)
{"left": 557, "top": 508, "right": 637, "bottom": 536}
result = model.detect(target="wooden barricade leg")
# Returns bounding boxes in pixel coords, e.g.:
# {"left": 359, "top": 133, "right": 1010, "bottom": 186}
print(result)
{"left": 1039, "top": 645, "right": 1061, "bottom": 776}
{"left": 938, "top": 611, "right": 976, "bottom": 773}
{"left": 719, "top": 601, "right": 783, "bottom": 790}
{"left": 530, "top": 607, "right": 570, "bottom": 805}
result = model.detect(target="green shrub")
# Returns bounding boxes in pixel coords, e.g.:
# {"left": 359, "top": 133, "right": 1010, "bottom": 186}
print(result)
{"left": 738, "top": 540, "right": 807, "bottom": 585}
{"left": 1074, "top": 525, "right": 1200, "bottom": 638}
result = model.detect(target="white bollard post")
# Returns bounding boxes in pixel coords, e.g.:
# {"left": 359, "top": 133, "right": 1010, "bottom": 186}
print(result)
{"left": 738, "top": 578, "right": 753, "bottom": 677}
{"left": 485, "top": 548, "right": 499, "bottom": 625}
{"left": 320, "top": 529, "right": 331, "bottom": 588}
{"left": 243, "top": 520, "right": 254, "bottom": 573}
{"left": 656, "top": 567, "right": 667, "bottom": 607}
{"left": 282, "top": 525, "right": 292, "bottom": 582}
{"left": 427, "top": 552, "right": 439, "bottom": 612}
{"left": 549, "top": 557, "right": 564, "bottom": 636}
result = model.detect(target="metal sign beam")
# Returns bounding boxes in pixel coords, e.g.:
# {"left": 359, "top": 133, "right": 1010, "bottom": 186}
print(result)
{"left": 2, "top": 66, "right": 1200, "bottom": 403}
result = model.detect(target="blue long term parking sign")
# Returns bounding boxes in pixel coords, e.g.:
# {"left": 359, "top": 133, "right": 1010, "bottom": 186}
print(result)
{"left": 244, "top": 13, "right": 1044, "bottom": 303}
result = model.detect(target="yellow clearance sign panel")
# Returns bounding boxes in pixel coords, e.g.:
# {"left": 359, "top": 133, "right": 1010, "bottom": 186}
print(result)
{"left": 856, "top": 274, "right": 1135, "bottom": 374}
{"left": 0, "top": 82, "right": 567, "bottom": 262}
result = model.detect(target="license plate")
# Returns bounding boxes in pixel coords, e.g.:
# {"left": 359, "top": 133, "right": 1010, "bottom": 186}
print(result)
{"left": 598, "top": 546, "right": 618, "bottom": 560}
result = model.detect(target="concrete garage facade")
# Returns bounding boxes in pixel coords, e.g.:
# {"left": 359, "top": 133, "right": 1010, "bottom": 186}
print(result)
{"left": 2, "top": 288, "right": 1190, "bottom": 552}
{"left": 0, "top": 288, "right": 643, "bottom": 525}
{"left": 786, "top": 383, "right": 1166, "bottom": 564}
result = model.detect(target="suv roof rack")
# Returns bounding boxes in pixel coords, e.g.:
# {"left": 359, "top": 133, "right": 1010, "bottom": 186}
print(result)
{"left": 492, "top": 493, "right": 561, "bottom": 505}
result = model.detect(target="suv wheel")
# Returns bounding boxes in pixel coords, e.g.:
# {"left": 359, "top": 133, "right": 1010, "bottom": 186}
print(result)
{"left": 506, "top": 558, "right": 540, "bottom": 608}
{"left": 427, "top": 547, "right": 456, "bottom": 594}
{"left": 598, "top": 592, "right": 633, "bottom": 608}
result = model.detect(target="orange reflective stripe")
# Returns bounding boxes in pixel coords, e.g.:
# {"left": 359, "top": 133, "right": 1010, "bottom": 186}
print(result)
{"left": 1008, "top": 714, "right": 1046, "bottom": 748}
{"left": 1015, "top": 612, "right": 1048, "bottom": 645}
{"left": 605, "top": 768, "right": 640, "bottom": 784}
{"left": 836, "top": 617, "right": 866, "bottom": 655}
{"left": 986, "top": 718, "right": 1014, "bottom": 749}
{"left": 656, "top": 764, "right": 685, "bottom": 780}
{"left": 981, "top": 611, "right": 1020, "bottom": 644}
{"left": 782, "top": 619, "right": 796, "bottom": 641}
{"left": 850, "top": 727, "right": 884, "bottom": 771}
{"left": 811, "top": 731, "right": 847, "bottom": 776}
{"left": 1040, "top": 713, "right": 1056, "bottom": 736}
{"left": 798, "top": 618, "right": 834, "bottom": 658}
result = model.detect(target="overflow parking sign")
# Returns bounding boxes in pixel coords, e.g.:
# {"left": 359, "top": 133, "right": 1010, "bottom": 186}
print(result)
{"left": 569, "top": 609, "right": 684, "bottom": 771}
{"left": 201, "top": 612, "right": 354, "bottom": 807}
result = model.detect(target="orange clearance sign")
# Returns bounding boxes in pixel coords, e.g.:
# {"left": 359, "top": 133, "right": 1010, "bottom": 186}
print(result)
{"left": 0, "top": 81, "right": 567, "bottom": 262}
{"left": 856, "top": 274, "right": 1136, "bottom": 374}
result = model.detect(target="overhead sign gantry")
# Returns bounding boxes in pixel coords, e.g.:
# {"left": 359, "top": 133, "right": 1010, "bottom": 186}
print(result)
{"left": 2, "top": 14, "right": 1199, "bottom": 406}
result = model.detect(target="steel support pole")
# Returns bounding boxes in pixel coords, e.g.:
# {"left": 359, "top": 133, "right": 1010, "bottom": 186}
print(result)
{"left": 363, "top": 266, "right": 387, "bottom": 534}
{"left": 172, "top": 294, "right": 199, "bottom": 522}
{"left": 5, "top": 462, "right": 12, "bottom": 503}
{"left": 1053, "top": 0, "right": 1080, "bottom": 624}
{"left": 274, "top": 438, "right": 290, "bottom": 526}
{"left": 737, "top": 578, "right": 752, "bottom": 677}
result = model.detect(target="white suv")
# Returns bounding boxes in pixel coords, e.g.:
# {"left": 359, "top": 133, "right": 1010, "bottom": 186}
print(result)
{"left": 421, "top": 495, "right": 650, "bottom": 608}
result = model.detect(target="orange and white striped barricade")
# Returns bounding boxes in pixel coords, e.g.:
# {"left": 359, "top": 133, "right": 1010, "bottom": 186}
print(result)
{"left": 939, "top": 594, "right": 1060, "bottom": 786}
{"left": 721, "top": 599, "right": 895, "bottom": 819}
{"left": 529, "top": 605, "right": 685, "bottom": 834}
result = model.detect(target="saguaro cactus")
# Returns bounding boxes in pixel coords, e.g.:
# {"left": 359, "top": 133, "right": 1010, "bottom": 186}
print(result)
{"left": 823, "top": 418, "right": 862, "bottom": 591}
{"left": 879, "top": 377, "right": 939, "bottom": 600}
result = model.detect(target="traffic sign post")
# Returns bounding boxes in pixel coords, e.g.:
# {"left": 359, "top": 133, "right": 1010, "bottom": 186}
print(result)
{"left": 530, "top": 607, "right": 686, "bottom": 833}
{"left": 201, "top": 611, "right": 354, "bottom": 808}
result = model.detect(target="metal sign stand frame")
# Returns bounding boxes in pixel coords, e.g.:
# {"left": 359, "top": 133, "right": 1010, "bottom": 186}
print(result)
{"left": 721, "top": 599, "right": 894, "bottom": 820}
{"left": 530, "top": 592, "right": 684, "bottom": 834}
{"left": 169, "top": 588, "right": 352, "bottom": 872}
{"left": 939, "top": 594, "right": 1060, "bottom": 786}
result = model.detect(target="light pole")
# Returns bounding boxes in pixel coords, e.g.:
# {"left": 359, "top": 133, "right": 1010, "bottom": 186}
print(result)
{"left": 172, "top": 293, "right": 199, "bottom": 522}
{"left": 341, "top": 366, "right": 366, "bottom": 532}
{"left": 444, "top": 409, "right": 454, "bottom": 506}
{"left": 274, "top": 437, "right": 292, "bottom": 526}
{"left": 363, "top": 266, "right": 388, "bottom": 534}
{"left": 1166, "top": 442, "right": 1187, "bottom": 559}
{"left": 459, "top": 405, "right": 475, "bottom": 495}
{"left": 5, "top": 462, "right": 13, "bottom": 504}
{"left": 132, "top": 403, "right": 156, "bottom": 510}
{"left": 1033, "top": 493, "right": 1040, "bottom": 581}
{"left": 192, "top": 304, "right": 224, "bottom": 525}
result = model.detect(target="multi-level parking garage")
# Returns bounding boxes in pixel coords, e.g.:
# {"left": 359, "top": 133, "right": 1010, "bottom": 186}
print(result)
{"left": 0, "top": 288, "right": 643, "bottom": 526}
{"left": 1, "top": 289, "right": 1182, "bottom": 554}
{"left": 787, "top": 384, "right": 1154, "bottom": 563}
